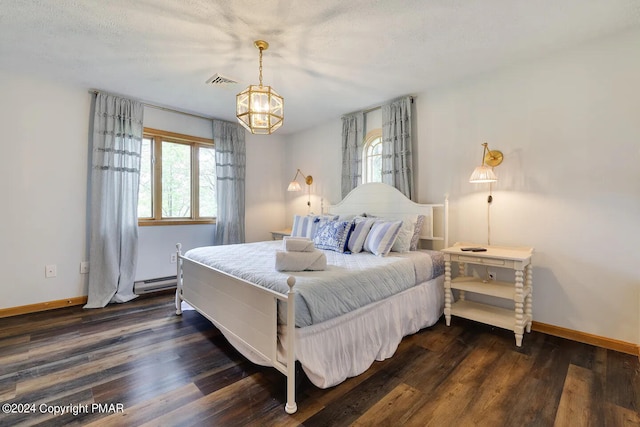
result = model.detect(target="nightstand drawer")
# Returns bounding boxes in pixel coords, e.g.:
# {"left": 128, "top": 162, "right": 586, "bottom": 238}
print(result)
{"left": 450, "top": 254, "right": 514, "bottom": 268}
{"left": 457, "top": 255, "right": 505, "bottom": 265}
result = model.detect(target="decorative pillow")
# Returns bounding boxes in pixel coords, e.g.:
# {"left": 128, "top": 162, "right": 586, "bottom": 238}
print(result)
{"left": 291, "top": 214, "right": 338, "bottom": 239}
{"left": 410, "top": 215, "right": 426, "bottom": 251}
{"left": 337, "top": 213, "right": 356, "bottom": 221}
{"left": 363, "top": 220, "right": 403, "bottom": 256}
{"left": 347, "top": 217, "right": 376, "bottom": 253}
{"left": 313, "top": 220, "right": 355, "bottom": 253}
{"left": 390, "top": 219, "right": 416, "bottom": 253}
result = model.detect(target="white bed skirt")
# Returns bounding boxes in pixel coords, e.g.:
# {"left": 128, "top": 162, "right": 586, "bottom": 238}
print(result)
{"left": 220, "top": 275, "right": 444, "bottom": 389}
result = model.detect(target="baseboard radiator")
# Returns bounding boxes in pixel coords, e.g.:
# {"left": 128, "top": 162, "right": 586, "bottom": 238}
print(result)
{"left": 134, "top": 275, "right": 177, "bottom": 294}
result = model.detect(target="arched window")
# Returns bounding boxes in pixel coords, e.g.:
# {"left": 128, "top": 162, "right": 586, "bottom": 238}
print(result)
{"left": 362, "top": 129, "right": 382, "bottom": 183}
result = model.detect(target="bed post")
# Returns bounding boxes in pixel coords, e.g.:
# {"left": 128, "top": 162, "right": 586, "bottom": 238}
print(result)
{"left": 285, "top": 276, "right": 297, "bottom": 414}
{"left": 175, "top": 243, "right": 183, "bottom": 316}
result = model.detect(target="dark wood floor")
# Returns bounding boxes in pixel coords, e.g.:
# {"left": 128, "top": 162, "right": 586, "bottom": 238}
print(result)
{"left": 1, "top": 292, "right": 638, "bottom": 427}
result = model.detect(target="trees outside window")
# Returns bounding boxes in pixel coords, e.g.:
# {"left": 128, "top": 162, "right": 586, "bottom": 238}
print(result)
{"left": 138, "top": 128, "right": 216, "bottom": 225}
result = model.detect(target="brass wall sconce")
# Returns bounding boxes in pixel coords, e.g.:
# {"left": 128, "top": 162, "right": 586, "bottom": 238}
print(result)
{"left": 469, "top": 142, "right": 503, "bottom": 184}
{"left": 287, "top": 169, "right": 313, "bottom": 209}
{"left": 469, "top": 142, "right": 504, "bottom": 246}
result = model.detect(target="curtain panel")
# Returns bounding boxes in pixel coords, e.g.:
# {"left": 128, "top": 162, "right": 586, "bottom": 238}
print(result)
{"left": 341, "top": 112, "right": 364, "bottom": 199}
{"left": 85, "top": 92, "right": 144, "bottom": 308}
{"left": 382, "top": 96, "right": 413, "bottom": 200}
{"left": 213, "top": 120, "right": 246, "bottom": 245}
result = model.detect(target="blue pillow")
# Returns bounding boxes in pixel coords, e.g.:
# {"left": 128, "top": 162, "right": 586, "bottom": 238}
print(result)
{"left": 313, "top": 220, "right": 355, "bottom": 253}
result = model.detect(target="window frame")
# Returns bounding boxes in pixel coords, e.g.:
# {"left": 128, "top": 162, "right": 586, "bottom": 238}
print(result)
{"left": 138, "top": 127, "right": 216, "bottom": 226}
{"left": 362, "top": 128, "right": 383, "bottom": 184}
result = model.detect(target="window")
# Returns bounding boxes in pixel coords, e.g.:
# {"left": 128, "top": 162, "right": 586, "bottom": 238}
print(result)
{"left": 138, "top": 128, "right": 216, "bottom": 225}
{"left": 362, "top": 129, "right": 383, "bottom": 183}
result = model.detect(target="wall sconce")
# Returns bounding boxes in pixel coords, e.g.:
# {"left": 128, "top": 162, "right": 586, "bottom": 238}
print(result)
{"left": 469, "top": 142, "right": 504, "bottom": 246}
{"left": 287, "top": 169, "right": 313, "bottom": 210}
{"left": 469, "top": 142, "right": 503, "bottom": 183}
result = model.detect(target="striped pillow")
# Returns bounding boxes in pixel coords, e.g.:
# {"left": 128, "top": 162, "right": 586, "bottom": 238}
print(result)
{"left": 291, "top": 214, "right": 338, "bottom": 238}
{"left": 363, "top": 220, "right": 403, "bottom": 256}
{"left": 347, "top": 217, "right": 375, "bottom": 253}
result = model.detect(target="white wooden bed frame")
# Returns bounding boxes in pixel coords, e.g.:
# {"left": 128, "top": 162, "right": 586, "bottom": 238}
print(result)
{"left": 174, "top": 183, "right": 448, "bottom": 414}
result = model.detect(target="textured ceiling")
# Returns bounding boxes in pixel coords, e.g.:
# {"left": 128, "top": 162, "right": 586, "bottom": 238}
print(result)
{"left": 1, "top": 0, "right": 639, "bottom": 134}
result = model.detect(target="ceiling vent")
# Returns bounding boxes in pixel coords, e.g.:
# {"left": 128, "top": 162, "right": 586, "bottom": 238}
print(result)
{"left": 206, "top": 73, "right": 238, "bottom": 86}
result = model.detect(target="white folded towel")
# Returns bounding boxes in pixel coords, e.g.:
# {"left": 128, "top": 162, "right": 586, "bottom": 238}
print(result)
{"left": 283, "top": 236, "right": 315, "bottom": 252}
{"left": 275, "top": 250, "right": 327, "bottom": 271}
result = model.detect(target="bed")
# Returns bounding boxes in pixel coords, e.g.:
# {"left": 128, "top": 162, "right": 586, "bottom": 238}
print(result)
{"left": 174, "top": 183, "right": 448, "bottom": 414}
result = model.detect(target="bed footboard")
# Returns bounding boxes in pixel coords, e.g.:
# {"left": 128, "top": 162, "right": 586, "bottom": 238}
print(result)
{"left": 175, "top": 243, "right": 297, "bottom": 414}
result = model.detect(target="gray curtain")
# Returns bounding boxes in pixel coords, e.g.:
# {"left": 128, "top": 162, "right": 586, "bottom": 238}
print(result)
{"left": 382, "top": 96, "right": 413, "bottom": 200}
{"left": 213, "top": 120, "right": 246, "bottom": 245}
{"left": 341, "top": 112, "right": 364, "bottom": 198}
{"left": 85, "top": 92, "right": 144, "bottom": 308}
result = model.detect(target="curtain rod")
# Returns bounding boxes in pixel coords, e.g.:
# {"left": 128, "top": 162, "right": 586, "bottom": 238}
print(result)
{"left": 88, "top": 89, "right": 216, "bottom": 121}
{"left": 344, "top": 95, "right": 415, "bottom": 118}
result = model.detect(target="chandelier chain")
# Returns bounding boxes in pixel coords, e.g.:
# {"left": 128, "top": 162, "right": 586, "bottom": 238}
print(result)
{"left": 258, "top": 47, "right": 263, "bottom": 87}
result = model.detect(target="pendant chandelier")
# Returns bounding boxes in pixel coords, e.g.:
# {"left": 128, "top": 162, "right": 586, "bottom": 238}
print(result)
{"left": 236, "top": 40, "right": 284, "bottom": 135}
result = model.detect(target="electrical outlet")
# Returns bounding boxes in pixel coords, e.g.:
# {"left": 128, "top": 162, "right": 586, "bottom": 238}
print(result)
{"left": 170, "top": 253, "right": 177, "bottom": 264}
{"left": 45, "top": 264, "right": 57, "bottom": 278}
{"left": 487, "top": 270, "right": 496, "bottom": 281}
{"left": 80, "top": 261, "right": 90, "bottom": 274}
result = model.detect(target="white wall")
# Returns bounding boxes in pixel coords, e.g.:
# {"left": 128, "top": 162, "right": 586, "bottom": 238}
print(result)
{"left": 0, "top": 74, "right": 287, "bottom": 308}
{"left": 285, "top": 29, "right": 640, "bottom": 345}
{"left": 284, "top": 118, "right": 343, "bottom": 220}
{"left": 245, "top": 132, "right": 287, "bottom": 242}
{"left": 0, "top": 71, "right": 91, "bottom": 309}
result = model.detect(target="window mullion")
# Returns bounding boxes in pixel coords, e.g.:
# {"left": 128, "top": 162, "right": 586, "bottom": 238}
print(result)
{"left": 192, "top": 144, "right": 199, "bottom": 220}
{"left": 153, "top": 136, "right": 163, "bottom": 220}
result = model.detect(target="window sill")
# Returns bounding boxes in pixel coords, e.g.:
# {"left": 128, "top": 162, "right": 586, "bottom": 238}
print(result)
{"left": 138, "top": 219, "right": 216, "bottom": 227}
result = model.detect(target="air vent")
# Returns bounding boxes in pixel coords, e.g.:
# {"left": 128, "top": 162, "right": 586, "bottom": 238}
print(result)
{"left": 206, "top": 73, "right": 238, "bottom": 85}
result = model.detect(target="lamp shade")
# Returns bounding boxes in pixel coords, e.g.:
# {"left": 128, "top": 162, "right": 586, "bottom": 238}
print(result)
{"left": 469, "top": 165, "right": 497, "bottom": 183}
{"left": 287, "top": 181, "right": 302, "bottom": 192}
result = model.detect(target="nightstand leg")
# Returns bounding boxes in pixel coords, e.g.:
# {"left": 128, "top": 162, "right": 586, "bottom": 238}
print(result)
{"left": 514, "top": 269, "right": 525, "bottom": 347}
{"left": 457, "top": 262, "right": 466, "bottom": 301}
{"left": 444, "top": 260, "right": 452, "bottom": 326}
{"left": 525, "top": 264, "right": 533, "bottom": 333}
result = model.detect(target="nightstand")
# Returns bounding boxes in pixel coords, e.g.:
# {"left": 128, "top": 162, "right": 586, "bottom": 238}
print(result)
{"left": 270, "top": 228, "right": 292, "bottom": 240}
{"left": 441, "top": 242, "right": 534, "bottom": 347}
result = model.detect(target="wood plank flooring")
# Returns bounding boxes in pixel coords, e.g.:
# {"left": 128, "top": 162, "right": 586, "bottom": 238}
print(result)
{"left": 1, "top": 292, "right": 638, "bottom": 426}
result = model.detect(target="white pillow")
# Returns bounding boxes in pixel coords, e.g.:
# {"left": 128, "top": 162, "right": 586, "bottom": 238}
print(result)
{"left": 410, "top": 215, "right": 426, "bottom": 250}
{"left": 363, "top": 220, "right": 403, "bottom": 256}
{"left": 390, "top": 219, "right": 415, "bottom": 253}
